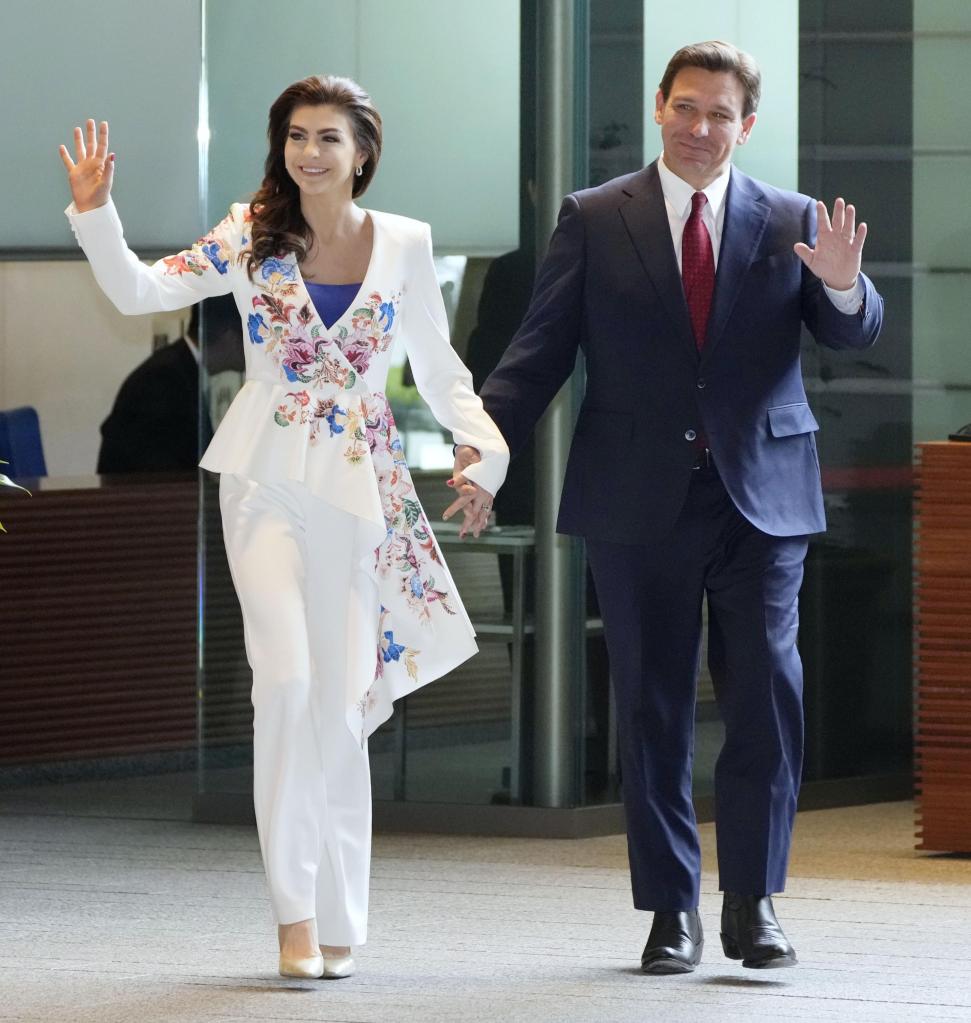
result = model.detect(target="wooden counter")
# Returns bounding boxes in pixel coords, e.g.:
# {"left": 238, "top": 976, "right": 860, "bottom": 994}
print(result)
{"left": 0, "top": 471, "right": 513, "bottom": 773}
{"left": 0, "top": 475, "right": 198, "bottom": 766}
{"left": 914, "top": 442, "right": 971, "bottom": 852}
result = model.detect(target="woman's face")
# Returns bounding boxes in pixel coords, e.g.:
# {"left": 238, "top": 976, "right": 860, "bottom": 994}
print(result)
{"left": 283, "top": 103, "right": 364, "bottom": 199}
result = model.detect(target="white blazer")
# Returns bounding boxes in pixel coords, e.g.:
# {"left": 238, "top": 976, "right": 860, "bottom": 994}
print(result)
{"left": 67, "top": 199, "right": 510, "bottom": 742}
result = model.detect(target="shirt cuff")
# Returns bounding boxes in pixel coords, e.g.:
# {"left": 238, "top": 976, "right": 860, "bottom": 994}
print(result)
{"left": 64, "top": 198, "right": 119, "bottom": 245}
{"left": 822, "top": 278, "right": 864, "bottom": 315}
{"left": 460, "top": 455, "right": 505, "bottom": 498}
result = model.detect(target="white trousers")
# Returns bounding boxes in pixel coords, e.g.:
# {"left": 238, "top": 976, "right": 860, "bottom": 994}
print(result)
{"left": 219, "top": 473, "right": 374, "bottom": 945}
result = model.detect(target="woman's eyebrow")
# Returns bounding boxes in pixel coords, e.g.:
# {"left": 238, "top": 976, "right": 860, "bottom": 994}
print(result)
{"left": 288, "top": 123, "right": 344, "bottom": 135}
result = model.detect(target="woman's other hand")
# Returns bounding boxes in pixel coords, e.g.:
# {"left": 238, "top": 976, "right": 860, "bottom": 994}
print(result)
{"left": 59, "top": 119, "right": 114, "bottom": 213}
{"left": 444, "top": 444, "right": 493, "bottom": 538}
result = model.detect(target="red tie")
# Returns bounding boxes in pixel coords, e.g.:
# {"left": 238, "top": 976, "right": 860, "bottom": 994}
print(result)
{"left": 682, "top": 191, "right": 715, "bottom": 350}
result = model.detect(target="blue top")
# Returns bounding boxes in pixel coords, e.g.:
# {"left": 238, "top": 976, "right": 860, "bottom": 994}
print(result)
{"left": 304, "top": 281, "right": 363, "bottom": 330}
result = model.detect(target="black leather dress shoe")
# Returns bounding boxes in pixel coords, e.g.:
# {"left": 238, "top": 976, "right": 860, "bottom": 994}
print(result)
{"left": 641, "top": 910, "right": 704, "bottom": 974}
{"left": 720, "top": 893, "right": 797, "bottom": 968}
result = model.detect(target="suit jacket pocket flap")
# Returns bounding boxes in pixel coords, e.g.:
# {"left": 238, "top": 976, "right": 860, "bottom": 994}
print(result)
{"left": 767, "top": 403, "right": 819, "bottom": 438}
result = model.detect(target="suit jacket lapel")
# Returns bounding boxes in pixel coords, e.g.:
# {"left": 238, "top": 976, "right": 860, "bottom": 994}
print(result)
{"left": 703, "top": 169, "right": 770, "bottom": 358}
{"left": 618, "top": 163, "right": 697, "bottom": 357}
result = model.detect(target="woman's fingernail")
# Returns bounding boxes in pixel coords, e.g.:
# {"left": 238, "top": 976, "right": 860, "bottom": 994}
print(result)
{"left": 446, "top": 479, "right": 454, "bottom": 487}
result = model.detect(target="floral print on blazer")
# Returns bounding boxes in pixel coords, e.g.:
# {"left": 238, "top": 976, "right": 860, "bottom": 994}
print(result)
{"left": 66, "top": 198, "right": 509, "bottom": 743}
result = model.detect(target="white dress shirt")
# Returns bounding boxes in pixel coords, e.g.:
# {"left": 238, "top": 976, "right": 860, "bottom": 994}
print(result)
{"left": 657, "top": 155, "right": 864, "bottom": 315}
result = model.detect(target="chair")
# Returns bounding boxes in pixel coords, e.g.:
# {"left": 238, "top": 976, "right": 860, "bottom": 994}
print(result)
{"left": 0, "top": 406, "right": 47, "bottom": 478}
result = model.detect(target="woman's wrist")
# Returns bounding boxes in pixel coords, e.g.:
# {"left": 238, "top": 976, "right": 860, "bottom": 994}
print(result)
{"left": 73, "top": 197, "right": 109, "bottom": 214}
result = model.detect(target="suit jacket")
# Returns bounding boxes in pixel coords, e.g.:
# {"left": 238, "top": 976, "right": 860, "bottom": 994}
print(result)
{"left": 97, "top": 337, "right": 205, "bottom": 473}
{"left": 464, "top": 247, "right": 536, "bottom": 526}
{"left": 479, "top": 161, "right": 884, "bottom": 542}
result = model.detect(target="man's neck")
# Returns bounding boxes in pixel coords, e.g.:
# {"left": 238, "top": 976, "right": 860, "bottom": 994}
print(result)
{"left": 659, "top": 153, "right": 731, "bottom": 193}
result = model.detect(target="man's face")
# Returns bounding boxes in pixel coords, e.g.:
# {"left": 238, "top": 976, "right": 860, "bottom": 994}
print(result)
{"left": 654, "top": 67, "right": 756, "bottom": 189}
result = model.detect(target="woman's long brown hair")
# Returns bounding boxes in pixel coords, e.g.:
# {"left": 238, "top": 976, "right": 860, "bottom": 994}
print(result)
{"left": 245, "top": 75, "right": 382, "bottom": 279}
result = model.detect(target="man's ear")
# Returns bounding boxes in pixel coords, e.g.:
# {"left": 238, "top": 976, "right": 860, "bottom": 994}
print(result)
{"left": 653, "top": 89, "right": 665, "bottom": 125}
{"left": 737, "top": 112, "right": 757, "bottom": 145}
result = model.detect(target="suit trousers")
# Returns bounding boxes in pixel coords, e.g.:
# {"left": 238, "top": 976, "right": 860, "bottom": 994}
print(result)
{"left": 585, "top": 464, "right": 809, "bottom": 912}
{"left": 219, "top": 473, "right": 374, "bottom": 945}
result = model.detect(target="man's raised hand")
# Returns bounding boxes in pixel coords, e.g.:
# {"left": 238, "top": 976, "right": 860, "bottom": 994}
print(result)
{"left": 793, "top": 197, "right": 867, "bottom": 292}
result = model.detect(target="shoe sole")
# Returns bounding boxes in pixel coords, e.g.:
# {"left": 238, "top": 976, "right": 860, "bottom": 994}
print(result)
{"left": 721, "top": 933, "right": 797, "bottom": 969}
{"left": 741, "top": 954, "right": 797, "bottom": 969}
{"left": 641, "top": 957, "right": 697, "bottom": 975}
{"left": 279, "top": 968, "right": 324, "bottom": 979}
{"left": 641, "top": 939, "right": 703, "bottom": 975}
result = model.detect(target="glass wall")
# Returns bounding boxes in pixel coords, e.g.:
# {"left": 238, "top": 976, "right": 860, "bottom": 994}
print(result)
{"left": 0, "top": 3, "right": 205, "bottom": 820}
{"left": 798, "top": 0, "right": 914, "bottom": 781}
{"left": 196, "top": 0, "right": 525, "bottom": 810}
{"left": 193, "top": 1, "right": 967, "bottom": 821}
{"left": 911, "top": 1, "right": 971, "bottom": 442}
{"left": 195, "top": 0, "right": 650, "bottom": 814}
{"left": 4, "top": 1, "right": 954, "bottom": 823}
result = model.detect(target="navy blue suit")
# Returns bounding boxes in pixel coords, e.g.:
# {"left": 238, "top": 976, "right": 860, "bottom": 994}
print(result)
{"left": 479, "top": 161, "right": 883, "bottom": 910}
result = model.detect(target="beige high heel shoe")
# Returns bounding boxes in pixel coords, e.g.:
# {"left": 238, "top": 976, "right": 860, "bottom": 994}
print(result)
{"left": 320, "top": 945, "right": 355, "bottom": 979}
{"left": 279, "top": 950, "right": 325, "bottom": 979}
{"left": 279, "top": 920, "right": 324, "bottom": 979}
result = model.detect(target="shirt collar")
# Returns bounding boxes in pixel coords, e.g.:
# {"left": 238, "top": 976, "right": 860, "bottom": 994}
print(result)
{"left": 657, "top": 154, "right": 731, "bottom": 221}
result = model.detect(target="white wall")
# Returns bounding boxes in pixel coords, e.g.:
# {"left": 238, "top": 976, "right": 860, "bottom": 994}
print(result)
{"left": 911, "top": 0, "right": 971, "bottom": 440}
{"left": 1, "top": 0, "right": 200, "bottom": 475}
{"left": 2, "top": 0, "right": 202, "bottom": 250}
{"left": 643, "top": 0, "right": 798, "bottom": 190}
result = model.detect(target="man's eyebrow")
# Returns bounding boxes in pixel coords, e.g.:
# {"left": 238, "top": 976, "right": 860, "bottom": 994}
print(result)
{"left": 670, "top": 93, "right": 737, "bottom": 115}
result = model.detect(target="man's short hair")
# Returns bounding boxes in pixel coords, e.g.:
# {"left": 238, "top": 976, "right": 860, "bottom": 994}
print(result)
{"left": 659, "top": 40, "right": 761, "bottom": 119}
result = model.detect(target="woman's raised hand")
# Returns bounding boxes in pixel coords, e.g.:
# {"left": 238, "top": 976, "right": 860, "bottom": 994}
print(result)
{"left": 59, "top": 119, "right": 114, "bottom": 213}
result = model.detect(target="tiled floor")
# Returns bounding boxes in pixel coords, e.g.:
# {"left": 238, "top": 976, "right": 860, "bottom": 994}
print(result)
{"left": 1, "top": 798, "right": 969, "bottom": 1022}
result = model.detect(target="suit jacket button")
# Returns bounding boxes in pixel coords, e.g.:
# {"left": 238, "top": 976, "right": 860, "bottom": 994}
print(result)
{"left": 684, "top": 429, "right": 697, "bottom": 442}
{"left": 697, "top": 378, "right": 706, "bottom": 389}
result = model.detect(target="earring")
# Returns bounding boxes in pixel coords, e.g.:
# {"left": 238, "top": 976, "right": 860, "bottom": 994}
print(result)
{"left": 355, "top": 165, "right": 363, "bottom": 177}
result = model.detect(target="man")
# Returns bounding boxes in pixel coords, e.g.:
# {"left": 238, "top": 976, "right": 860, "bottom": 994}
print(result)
{"left": 98, "top": 294, "right": 242, "bottom": 473}
{"left": 451, "top": 41, "right": 883, "bottom": 972}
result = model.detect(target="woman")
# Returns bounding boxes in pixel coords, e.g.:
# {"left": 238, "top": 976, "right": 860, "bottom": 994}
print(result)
{"left": 60, "top": 76, "right": 508, "bottom": 980}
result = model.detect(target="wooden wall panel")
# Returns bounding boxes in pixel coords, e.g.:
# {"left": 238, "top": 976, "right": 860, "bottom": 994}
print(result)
{"left": 914, "top": 442, "right": 971, "bottom": 852}
{"left": 0, "top": 477, "right": 198, "bottom": 765}
{"left": 0, "top": 473, "right": 514, "bottom": 772}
